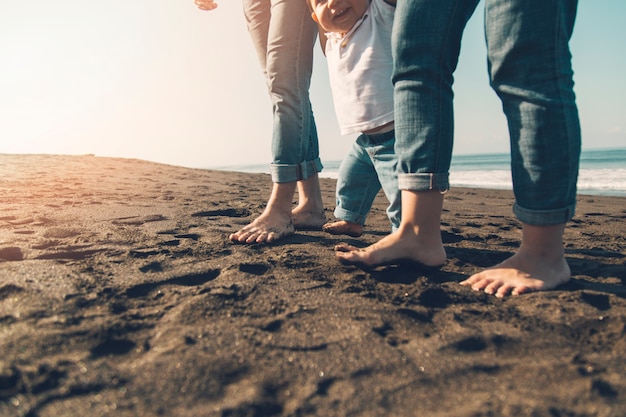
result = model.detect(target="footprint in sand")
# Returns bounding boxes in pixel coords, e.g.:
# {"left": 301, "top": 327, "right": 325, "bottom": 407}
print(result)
{"left": 0, "top": 247, "right": 24, "bottom": 261}
{"left": 0, "top": 284, "right": 25, "bottom": 300}
{"left": 191, "top": 208, "right": 251, "bottom": 218}
{"left": 90, "top": 338, "right": 136, "bottom": 359}
{"left": 125, "top": 269, "right": 220, "bottom": 298}
{"left": 238, "top": 263, "right": 270, "bottom": 276}
{"left": 111, "top": 214, "right": 168, "bottom": 226}
{"left": 35, "top": 246, "right": 101, "bottom": 261}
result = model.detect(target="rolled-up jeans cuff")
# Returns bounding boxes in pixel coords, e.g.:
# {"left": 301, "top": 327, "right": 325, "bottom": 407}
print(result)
{"left": 398, "top": 173, "right": 449, "bottom": 192}
{"left": 334, "top": 207, "right": 366, "bottom": 226}
{"left": 513, "top": 202, "right": 576, "bottom": 226}
{"left": 270, "top": 158, "right": 323, "bottom": 183}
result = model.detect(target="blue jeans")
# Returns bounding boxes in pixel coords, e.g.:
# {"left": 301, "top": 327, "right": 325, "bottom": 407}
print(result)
{"left": 335, "top": 130, "right": 401, "bottom": 232}
{"left": 392, "top": 0, "right": 581, "bottom": 225}
{"left": 243, "top": 0, "right": 323, "bottom": 183}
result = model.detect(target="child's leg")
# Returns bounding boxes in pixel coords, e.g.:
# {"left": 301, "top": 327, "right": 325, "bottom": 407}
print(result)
{"left": 369, "top": 134, "right": 401, "bottom": 231}
{"left": 326, "top": 138, "right": 381, "bottom": 235}
{"left": 322, "top": 220, "right": 365, "bottom": 237}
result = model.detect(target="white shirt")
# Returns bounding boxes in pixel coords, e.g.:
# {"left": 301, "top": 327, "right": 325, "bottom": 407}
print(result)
{"left": 324, "top": 0, "right": 395, "bottom": 135}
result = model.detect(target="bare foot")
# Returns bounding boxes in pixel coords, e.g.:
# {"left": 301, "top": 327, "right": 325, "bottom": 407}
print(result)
{"left": 229, "top": 213, "right": 294, "bottom": 244}
{"left": 460, "top": 251, "right": 571, "bottom": 298}
{"left": 229, "top": 181, "right": 296, "bottom": 244}
{"left": 292, "top": 209, "right": 326, "bottom": 230}
{"left": 334, "top": 228, "right": 446, "bottom": 270}
{"left": 322, "top": 220, "right": 363, "bottom": 237}
{"left": 461, "top": 222, "right": 571, "bottom": 297}
{"left": 291, "top": 174, "right": 325, "bottom": 230}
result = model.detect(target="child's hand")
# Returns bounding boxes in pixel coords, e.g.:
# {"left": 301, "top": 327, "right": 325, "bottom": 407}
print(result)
{"left": 195, "top": 0, "right": 218, "bottom": 11}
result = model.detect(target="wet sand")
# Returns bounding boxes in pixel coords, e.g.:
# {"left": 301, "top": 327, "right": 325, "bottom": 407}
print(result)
{"left": 1, "top": 153, "right": 625, "bottom": 417}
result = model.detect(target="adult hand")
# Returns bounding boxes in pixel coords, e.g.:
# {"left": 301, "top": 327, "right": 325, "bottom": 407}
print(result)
{"left": 195, "top": 0, "right": 218, "bottom": 11}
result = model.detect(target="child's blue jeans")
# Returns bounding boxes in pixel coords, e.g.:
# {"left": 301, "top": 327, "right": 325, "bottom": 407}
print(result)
{"left": 335, "top": 130, "right": 401, "bottom": 232}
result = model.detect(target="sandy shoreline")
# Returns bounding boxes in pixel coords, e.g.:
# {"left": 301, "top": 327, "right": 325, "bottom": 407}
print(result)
{"left": 1, "top": 153, "right": 625, "bottom": 417}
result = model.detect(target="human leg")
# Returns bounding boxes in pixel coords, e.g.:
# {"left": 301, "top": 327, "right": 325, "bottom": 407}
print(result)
{"left": 244, "top": 0, "right": 320, "bottom": 181}
{"left": 292, "top": 173, "right": 326, "bottom": 230}
{"left": 366, "top": 131, "right": 401, "bottom": 232}
{"left": 325, "top": 136, "right": 382, "bottom": 236}
{"left": 460, "top": 0, "right": 580, "bottom": 295}
{"left": 335, "top": 0, "right": 479, "bottom": 267}
{"left": 266, "top": 0, "right": 325, "bottom": 228}
{"left": 324, "top": 138, "right": 379, "bottom": 238}
{"left": 234, "top": 0, "right": 323, "bottom": 244}
{"left": 335, "top": 189, "right": 446, "bottom": 268}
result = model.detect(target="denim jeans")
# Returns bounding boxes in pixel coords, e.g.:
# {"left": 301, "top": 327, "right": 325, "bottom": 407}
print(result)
{"left": 335, "top": 130, "right": 401, "bottom": 232}
{"left": 243, "top": 0, "right": 323, "bottom": 183}
{"left": 392, "top": 0, "right": 581, "bottom": 225}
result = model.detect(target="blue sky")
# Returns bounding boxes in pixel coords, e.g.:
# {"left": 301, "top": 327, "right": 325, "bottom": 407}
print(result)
{"left": 1, "top": 0, "right": 624, "bottom": 169}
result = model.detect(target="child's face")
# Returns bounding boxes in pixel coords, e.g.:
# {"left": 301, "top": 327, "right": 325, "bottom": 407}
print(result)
{"left": 310, "top": 0, "right": 369, "bottom": 35}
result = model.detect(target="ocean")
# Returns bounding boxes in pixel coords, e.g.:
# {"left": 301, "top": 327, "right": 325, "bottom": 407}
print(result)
{"left": 217, "top": 147, "right": 626, "bottom": 197}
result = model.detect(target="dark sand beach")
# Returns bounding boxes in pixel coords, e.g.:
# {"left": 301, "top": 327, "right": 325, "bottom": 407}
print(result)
{"left": 1, "top": 154, "right": 625, "bottom": 417}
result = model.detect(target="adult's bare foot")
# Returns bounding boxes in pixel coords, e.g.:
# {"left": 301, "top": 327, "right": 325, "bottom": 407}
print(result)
{"left": 322, "top": 220, "right": 363, "bottom": 237}
{"left": 230, "top": 181, "right": 297, "bottom": 244}
{"left": 291, "top": 174, "right": 325, "bottom": 230}
{"left": 229, "top": 213, "right": 294, "bottom": 244}
{"left": 334, "top": 228, "right": 446, "bottom": 270}
{"left": 460, "top": 251, "right": 571, "bottom": 297}
{"left": 460, "top": 222, "right": 571, "bottom": 297}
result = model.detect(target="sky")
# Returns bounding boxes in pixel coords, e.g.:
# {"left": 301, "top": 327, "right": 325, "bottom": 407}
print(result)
{"left": 1, "top": 0, "right": 624, "bottom": 170}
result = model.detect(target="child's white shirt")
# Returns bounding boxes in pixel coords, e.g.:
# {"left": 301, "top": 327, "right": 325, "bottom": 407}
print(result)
{"left": 324, "top": 0, "right": 395, "bottom": 135}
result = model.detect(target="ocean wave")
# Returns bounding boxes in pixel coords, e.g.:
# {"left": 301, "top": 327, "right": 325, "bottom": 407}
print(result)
{"left": 217, "top": 148, "right": 626, "bottom": 197}
{"left": 321, "top": 168, "right": 626, "bottom": 197}
{"left": 451, "top": 168, "right": 626, "bottom": 196}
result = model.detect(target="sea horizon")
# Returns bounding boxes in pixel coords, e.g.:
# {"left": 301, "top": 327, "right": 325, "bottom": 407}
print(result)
{"left": 214, "top": 147, "right": 626, "bottom": 197}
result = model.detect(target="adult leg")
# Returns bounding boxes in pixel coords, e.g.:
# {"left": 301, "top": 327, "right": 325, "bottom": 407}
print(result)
{"left": 292, "top": 172, "right": 326, "bottom": 231}
{"left": 233, "top": 0, "right": 324, "bottom": 244}
{"left": 461, "top": 0, "right": 580, "bottom": 296}
{"left": 267, "top": 0, "right": 325, "bottom": 231}
{"left": 336, "top": 0, "right": 479, "bottom": 267}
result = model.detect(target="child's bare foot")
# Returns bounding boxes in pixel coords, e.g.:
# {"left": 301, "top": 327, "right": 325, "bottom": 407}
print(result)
{"left": 229, "top": 213, "right": 294, "bottom": 244}
{"left": 334, "top": 228, "right": 446, "bottom": 269}
{"left": 322, "top": 220, "right": 363, "bottom": 237}
{"left": 460, "top": 251, "right": 571, "bottom": 298}
{"left": 292, "top": 209, "right": 326, "bottom": 230}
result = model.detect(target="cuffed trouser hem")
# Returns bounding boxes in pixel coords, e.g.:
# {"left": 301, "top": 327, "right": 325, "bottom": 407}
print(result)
{"left": 398, "top": 172, "right": 450, "bottom": 192}
{"left": 333, "top": 207, "right": 366, "bottom": 226}
{"left": 513, "top": 202, "right": 576, "bottom": 226}
{"left": 270, "top": 158, "right": 323, "bottom": 183}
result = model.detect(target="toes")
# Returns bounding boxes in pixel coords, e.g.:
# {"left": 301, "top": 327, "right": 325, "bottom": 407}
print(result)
{"left": 493, "top": 283, "right": 514, "bottom": 298}
{"left": 511, "top": 284, "right": 533, "bottom": 296}
{"left": 483, "top": 280, "right": 502, "bottom": 295}
{"left": 229, "top": 232, "right": 245, "bottom": 243}
{"left": 265, "top": 231, "right": 278, "bottom": 243}
{"left": 334, "top": 243, "right": 359, "bottom": 253}
{"left": 469, "top": 279, "right": 495, "bottom": 293}
{"left": 249, "top": 233, "right": 264, "bottom": 244}
{"left": 229, "top": 228, "right": 259, "bottom": 244}
{"left": 459, "top": 277, "right": 475, "bottom": 286}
